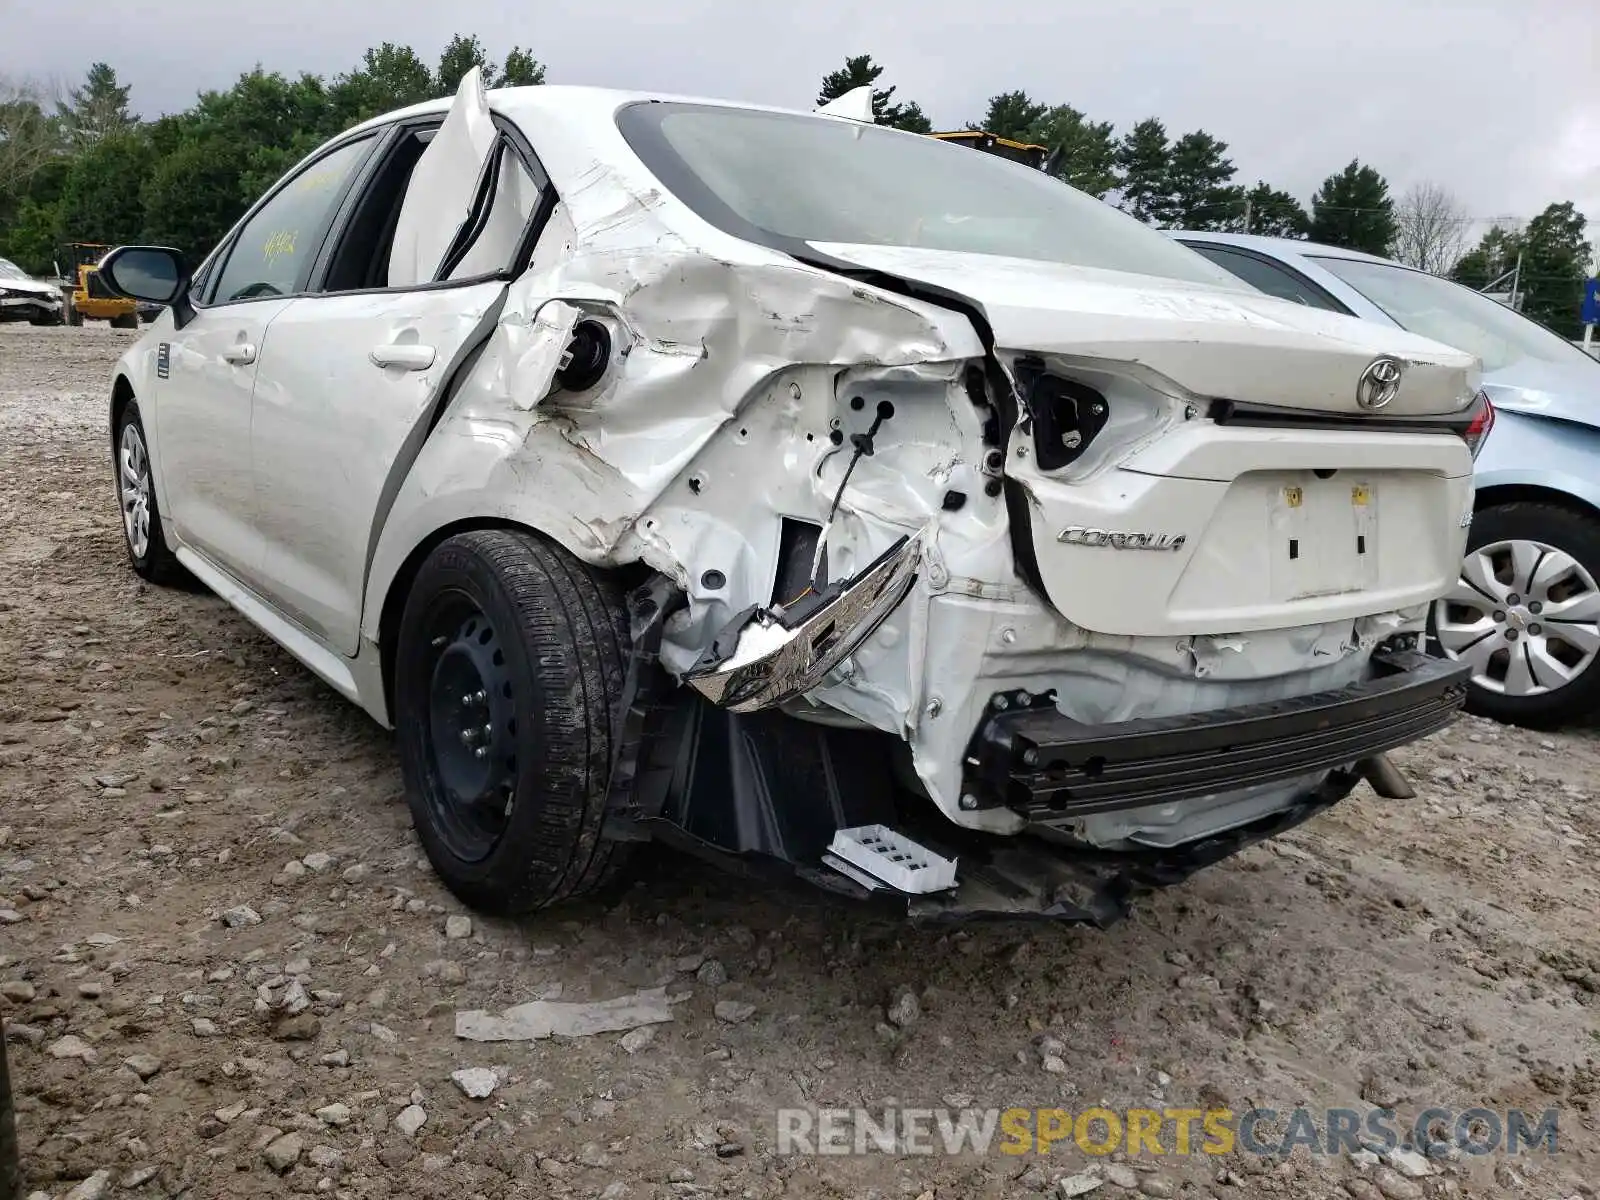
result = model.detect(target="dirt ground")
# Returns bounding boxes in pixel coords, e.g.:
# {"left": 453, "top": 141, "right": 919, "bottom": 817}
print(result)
{"left": 1, "top": 322, "right": 1597, "bottom": 1200}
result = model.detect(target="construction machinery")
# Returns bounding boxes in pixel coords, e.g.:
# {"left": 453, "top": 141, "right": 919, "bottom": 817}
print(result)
{"left": 59, "top": 242, "right": 141, "bottom": 328}
{"left": 930, "top": 130, "right": 1049, "bottom": 170}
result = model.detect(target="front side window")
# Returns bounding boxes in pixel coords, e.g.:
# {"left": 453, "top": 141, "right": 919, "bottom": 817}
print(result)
{"left": 1184, "top": 244, "right": 1349, "bottom": 313}
{"left": 209, "top": 136, "right": 375, "bottom": 305}
{"left": 1312, "top": 255, "right": 1598, "bottom": 375}
{"left": 618, "top": 102, "right": 1241, "bottom": 287}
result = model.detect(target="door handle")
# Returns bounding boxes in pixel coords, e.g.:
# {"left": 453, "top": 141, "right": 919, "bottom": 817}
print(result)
{"left": 221, "top": 342, "right": 257, "bottom": 365}
{"left": 370, "top": 343, "right": 436, "bottom": 371}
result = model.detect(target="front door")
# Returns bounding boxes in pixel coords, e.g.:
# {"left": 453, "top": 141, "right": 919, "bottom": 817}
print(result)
{"left": 154, "top": 298, "right": 290, "bottom": 579}
{"left": 154, "top": 133, "right": 378, "bottom": 580}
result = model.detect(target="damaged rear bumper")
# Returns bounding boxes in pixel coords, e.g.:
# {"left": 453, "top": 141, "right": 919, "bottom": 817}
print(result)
{"left": 965, "top": 649, "right": 1468, "bottom": 824}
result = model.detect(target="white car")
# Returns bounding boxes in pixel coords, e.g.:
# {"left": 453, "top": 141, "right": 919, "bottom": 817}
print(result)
{"left": 0, "top": 256, "right": 64, "bottom": 325}
{"left": 98, "top": 72, "right": 1487, "bottom": 922}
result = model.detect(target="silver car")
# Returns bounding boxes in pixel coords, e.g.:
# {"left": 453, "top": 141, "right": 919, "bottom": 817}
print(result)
{"left": 1176, "top": 232, "right": 1600, "bottom": 728}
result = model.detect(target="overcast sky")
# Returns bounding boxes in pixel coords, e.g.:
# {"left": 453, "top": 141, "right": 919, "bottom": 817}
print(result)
{"left": 4, "top": 0, "right": 1597, "bottom": 245}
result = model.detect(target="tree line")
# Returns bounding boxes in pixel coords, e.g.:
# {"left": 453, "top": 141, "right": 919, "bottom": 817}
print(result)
{"left": 820, "top": 56, "right": 1594, "bottom": 336}
{"left": 2, "top": 43, "right": 1593, "bottom": 335}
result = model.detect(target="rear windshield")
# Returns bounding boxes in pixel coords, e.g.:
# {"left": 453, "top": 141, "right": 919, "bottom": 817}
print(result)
{"left": 617, "top": 102, "right": 1239, "bottom": 287}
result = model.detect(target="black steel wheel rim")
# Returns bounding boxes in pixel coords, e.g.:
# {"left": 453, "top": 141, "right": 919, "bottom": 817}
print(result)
{"left": 420, "top": 592, "right": 519, "bottom": 863}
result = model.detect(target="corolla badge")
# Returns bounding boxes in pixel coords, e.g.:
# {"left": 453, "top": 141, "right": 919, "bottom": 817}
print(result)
{"left": 1357, "top": 355, "right": 1404, "bottom": 410}
{"left": 1058, "top": 526, "right": 1187, "bottom": 551}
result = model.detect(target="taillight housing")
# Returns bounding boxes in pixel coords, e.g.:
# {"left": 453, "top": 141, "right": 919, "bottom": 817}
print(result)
{"left": 1462, "top": 392, "right": 1494, "bottom": 459}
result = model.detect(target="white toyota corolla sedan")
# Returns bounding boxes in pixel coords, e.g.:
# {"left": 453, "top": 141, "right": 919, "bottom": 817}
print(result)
{"left": 98, "top": 72, "right": 1488, "bottom": 923}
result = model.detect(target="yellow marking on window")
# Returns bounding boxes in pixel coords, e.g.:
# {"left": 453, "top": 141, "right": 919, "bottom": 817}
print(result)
{"left": 261, "top": 230, "right": 298, "bottom": 265}
{"left": 292, "top": 166, "right": 343, "bottom": 193}
{"left": 1351, "top": 485, "right": 1370, "bottom": 507}
{"left": 1284, "top": 486, "right": 1303, "bottom": 508}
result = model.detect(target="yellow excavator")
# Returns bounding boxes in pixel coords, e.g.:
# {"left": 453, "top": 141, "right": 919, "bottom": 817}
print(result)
{"left": 930, "top": 130, "right": 1049, "bottom": 170}
{"left": 59, "top": 242, "right": 141, "bottom": 328}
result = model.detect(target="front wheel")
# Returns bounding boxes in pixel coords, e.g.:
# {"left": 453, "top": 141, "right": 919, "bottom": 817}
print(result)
{"left": 394, "top": 529, "right": 633, "bottom": 915}
{"left": 1432, "top": 501, "right": 1600, "bottom": 727}
{"left": 114, "top": 402, "right": 183, "bottom": 584}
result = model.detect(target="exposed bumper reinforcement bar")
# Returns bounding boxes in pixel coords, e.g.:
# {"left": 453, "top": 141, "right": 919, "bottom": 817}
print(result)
{"left": 684, "top": 535, "right": 919, "bottom": 713}
{"left": 968, "top": 649, "right": 1469, "bottom": 822}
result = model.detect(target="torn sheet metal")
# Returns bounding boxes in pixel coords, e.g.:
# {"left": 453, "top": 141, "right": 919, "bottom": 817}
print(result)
{"left": 454, "top": 986, "right": 678, "bottom": 1041}
{"left": 388, "top": 68, "right": 497, "bottom": 287}
{"left": 505, "top": 299, "right": 581, "bottom": 411}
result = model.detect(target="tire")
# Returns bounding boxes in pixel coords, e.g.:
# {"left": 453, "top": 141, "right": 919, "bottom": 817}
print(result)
{"left": 112, "top": 313, "right": 138, "bottom": 330}
{"left": 395, "top": 529, "right": 633, "bottom": 915}
{"left": 1432, "top": 501, "right": 1600, "bottom": 728}
{"left": 114, "top": 401, "right": 182, "bottom": 584}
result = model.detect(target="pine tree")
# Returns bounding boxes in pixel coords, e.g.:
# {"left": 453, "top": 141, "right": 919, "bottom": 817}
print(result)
{"left": 1167, "top": 130, "right": 1240, "bottom": 230}
{"left": 1030, "top": 105, "right": 1118, "bottom": 197}
{"left": 1242, "top": 183, "right": 1311, "bottom": 238}
{"left": 816, "top": 55, "right": 931, "bottom": 132}
{"left": 1308, "top": 160, "right": 1397, "bottom": 255}
{"left": 59, "top": 63, "right": 134, "bottom": 148}
{"left": 1115, "top": 118, "right": 1175, "bottom": 226}
{"left": 978, "top": 91, "right": 1047, "bottom": 141}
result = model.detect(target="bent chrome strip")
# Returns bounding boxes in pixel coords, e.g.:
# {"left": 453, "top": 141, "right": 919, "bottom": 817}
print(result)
{"left": 685, "top": 535, "right": 920, "bottom": 713}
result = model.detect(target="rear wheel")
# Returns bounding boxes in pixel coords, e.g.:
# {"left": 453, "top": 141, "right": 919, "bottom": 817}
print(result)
{"left": 111, "top": 312, "right": 138, "bottom": 330}
{"left": 1432, "top": 501, "right": 1600, "bottom": 727}
{"left": 115, "top": 402, "right": 182, "bottom": 584}
{"left": 394, "top": 529, "right": 632, "bottom": 915}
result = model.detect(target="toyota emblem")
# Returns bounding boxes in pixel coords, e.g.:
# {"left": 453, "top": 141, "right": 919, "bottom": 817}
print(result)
{"left": 1357, "top": 356, "right": 1404, "bottom": 410}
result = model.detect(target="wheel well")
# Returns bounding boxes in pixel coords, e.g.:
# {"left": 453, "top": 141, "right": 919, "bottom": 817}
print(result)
{"left": 1475, "top": 484, "right": 1600, "bottom": 522}
{"left": 375, "top": 519, "right": 649, "bottom": 719}
{"left": 110, "top": 375, "right": 134, "bottom": 450}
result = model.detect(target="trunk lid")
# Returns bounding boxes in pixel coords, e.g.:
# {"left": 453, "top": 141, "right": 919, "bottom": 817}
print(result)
{"left": 809, "top": 241, "right": 1479, "bottom": 636}
{"left": 810, "top": 241, "right": 1480, "bottom": 417}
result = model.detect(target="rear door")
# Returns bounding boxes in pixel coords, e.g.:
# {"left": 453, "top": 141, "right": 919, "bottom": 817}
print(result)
{"left": 245, "top": 72, "right": 552, "bottom": 653}
{"left": 154, "top": 133, "right": 378, "bottom": 580}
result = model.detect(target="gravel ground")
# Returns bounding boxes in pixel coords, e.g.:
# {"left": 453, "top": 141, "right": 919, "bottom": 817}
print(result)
{"left": 1, "top": 322, "right": 1598, "bottom": 1200}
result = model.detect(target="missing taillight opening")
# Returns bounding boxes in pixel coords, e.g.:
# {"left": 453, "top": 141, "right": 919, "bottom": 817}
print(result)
{"left": 1463, "top": 393, "right": 1494, "bottom": 459}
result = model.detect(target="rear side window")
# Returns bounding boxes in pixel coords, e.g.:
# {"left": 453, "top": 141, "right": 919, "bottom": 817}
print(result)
{"left": 209, "top": 136, "right": 375, "bottom": 304}
{"left": 1184, "top": 243, "right": 1349, "bottom": 313}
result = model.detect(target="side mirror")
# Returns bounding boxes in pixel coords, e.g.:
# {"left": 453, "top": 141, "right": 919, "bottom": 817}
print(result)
{"left": 99, "top": 245, "right": 194, "bottom": 329}
{"left": 98, "top": 245, "right": 187, "bottom": 304}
